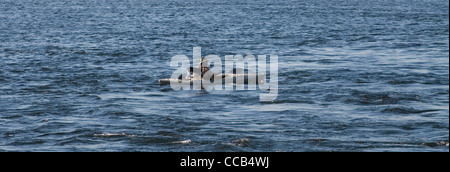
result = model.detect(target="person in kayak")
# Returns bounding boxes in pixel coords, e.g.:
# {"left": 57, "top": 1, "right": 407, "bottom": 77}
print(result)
{"left": 187, "top": 57, "right": 212, "bottom": 80}
{"left": 199, "top": 56, "right": 210, "bottom": 78}
{"left": 185, "top": 57, "right": 242, "bottom": 80}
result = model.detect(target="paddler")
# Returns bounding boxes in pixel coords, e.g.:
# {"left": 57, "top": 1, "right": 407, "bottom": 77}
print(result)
{"left": 187, "top": 57, "right": 211, "bottom": 80}
{"left": 199, "top": 56, "right": 210, "bottom": 79}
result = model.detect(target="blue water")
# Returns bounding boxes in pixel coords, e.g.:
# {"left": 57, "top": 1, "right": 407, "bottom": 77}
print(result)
{"left": 0, "top": 0, "right": 448, "bottom": 152}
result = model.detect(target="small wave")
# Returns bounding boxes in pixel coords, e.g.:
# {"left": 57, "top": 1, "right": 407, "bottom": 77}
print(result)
{"left": 381, "top": 107, "right": 439, "bottom": 114}
{"left": 232, "top": 138, "right": 251, "bottom": 147}
{"left": 260, "top": 99, "right": 315, "bottom": 104}
{"left": 347, "top": 91, "right": 398, "bottom": 105}
{"left": 392, "top": 43, "right": 423, "bottom": 49}
{"left": 308, "top": 138, "right": 328, "bottom": 143}
{"left": 94, "top": 47, "right": 146, "bottom": 58}
{"left": 302, "top": 59, "right": 340, "bottom": 64}
{"left": 347, "top": 91, "right": 422, "bottom": 105}
{"left": 297, "top": 38, "right": 329, "bottom": 47}
{"left": 422, "top": 78, "right": 448, "bottom": 85}
{"left": 422, "top": 141, "right": 449, "bottom": 147}
{"left": 172, "top": 139, "right": 192, "bottom": 144}
{"left": 93, "top": 132, "right": 136, "bottom": 138}
{"left": 44, "top": 45, "right": 63, "bottom": 56}
{"left": 10, "top": 139, "right": 46, "bottom": 146}
{"left": 388, "top": 79, "right": 417, "bottom": 85}
{"left": 160, "top": 87, "right": 173, "bottom": 92}
{"left": 351, "top": 36, "right": 377, "bottom": 42}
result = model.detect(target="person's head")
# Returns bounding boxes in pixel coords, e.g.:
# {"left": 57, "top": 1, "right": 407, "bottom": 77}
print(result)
{"left": 200, "top": 56, "right": 209, "bottom": 67}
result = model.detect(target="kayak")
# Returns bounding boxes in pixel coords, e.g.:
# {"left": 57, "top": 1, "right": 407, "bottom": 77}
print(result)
{"left": 159, "top": 73, "right": 265, "bottom": 86}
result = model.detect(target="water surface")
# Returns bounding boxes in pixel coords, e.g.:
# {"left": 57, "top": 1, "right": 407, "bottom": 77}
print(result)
{"left": 0, "top": 0, "right": 448, "bottom": 151}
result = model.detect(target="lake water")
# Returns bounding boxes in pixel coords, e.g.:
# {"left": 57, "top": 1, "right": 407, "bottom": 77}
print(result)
{"left": 0, "top": 0, "right": 448, "bottom": 151}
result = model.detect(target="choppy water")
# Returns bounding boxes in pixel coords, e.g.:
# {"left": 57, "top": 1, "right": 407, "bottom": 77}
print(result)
{"left": 0, "top": 0, "right": 448, "bottom": 152}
